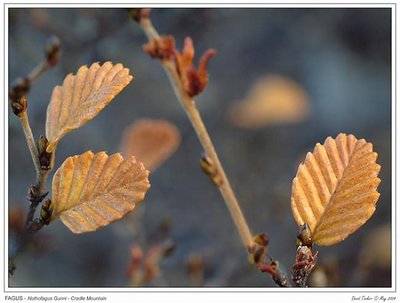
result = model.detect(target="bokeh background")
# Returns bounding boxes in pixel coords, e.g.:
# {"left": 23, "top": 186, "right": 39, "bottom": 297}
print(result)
{"left": 8, "top": 8, "right": 391, "bottom": 287}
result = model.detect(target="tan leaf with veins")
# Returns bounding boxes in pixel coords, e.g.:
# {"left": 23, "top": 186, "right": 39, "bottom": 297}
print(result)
{"left": 291, "top": 133, "right": 381, "bottom": 246}
{"left": 46, "top": 62, "right": 133, "bottom": 152}
{"left": 121, "top": 119, "right": 181, "bottom": 171}
{"left": 51, "top": 151, "right": 150, "bottom": 234}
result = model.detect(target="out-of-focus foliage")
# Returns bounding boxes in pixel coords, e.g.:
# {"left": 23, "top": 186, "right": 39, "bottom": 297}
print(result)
{"left": 121, "top": 119, "right": 181, "bottom": 171}
{"left": 228, "top": 75, "right": 310, "bottom": 128}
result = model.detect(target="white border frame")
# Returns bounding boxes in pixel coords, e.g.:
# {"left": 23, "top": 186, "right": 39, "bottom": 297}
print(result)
{"left": 1, "top": 2, "right": 398, "bottom": 302}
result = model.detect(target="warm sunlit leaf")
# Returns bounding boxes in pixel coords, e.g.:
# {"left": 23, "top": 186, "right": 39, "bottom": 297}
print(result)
{"left": 45, "top": 62, "right": 133, "bottom": 152}
{"left": 121, "top": 119, "right": 181, "bottom": 171}
{"left": 51, "top": 151, "right": 150, "bottom": 234}
{"left": 227, "top": 75, "right": 310, "bottom": 128}
{"left": 291, "top": 133, "right": 381, "bottom": 246}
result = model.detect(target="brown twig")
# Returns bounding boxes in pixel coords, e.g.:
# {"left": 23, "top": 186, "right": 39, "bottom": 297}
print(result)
{"left": 136, "top": 12, "right": 254, "bottom": 251}
{"left": 9, "top": 36, "right": 60, "bottom": 274}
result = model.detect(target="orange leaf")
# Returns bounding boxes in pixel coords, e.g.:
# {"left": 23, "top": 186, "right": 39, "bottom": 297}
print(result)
{"left": 51, "top": 151, "right": 150, "bottom": 234}
{"left": 121, "top": 119, "right": 181, "bottom": 171}
{"left": 291, "top": 133, "right": 381, "bottom": 246}
{"left": 227, "top": 75, "right": 309, "bottom": 128}
{"left": 45, "top": 62, "right": 133, "bottom": 152}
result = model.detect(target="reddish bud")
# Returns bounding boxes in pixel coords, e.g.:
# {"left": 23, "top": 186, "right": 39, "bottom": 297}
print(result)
{"left": 174, "top": 37, "right": 216, "bottom": 97}
{"left": 143, "top": 35, "right": 176, "bottom": 61}
{"left": 291, "top": 245, "right": 318, "bottom": 287}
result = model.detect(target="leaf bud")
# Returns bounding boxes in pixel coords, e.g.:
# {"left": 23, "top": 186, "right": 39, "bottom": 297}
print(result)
{"left": 254, "top": 232, "right": 269, "bottom": 247}
{"left": 9, "top": 78, "right": 30, "bottom": 115}
{"left": 44, "top": 35, "right": 61, "bottom": 67}
{"left": 40, "top": 199, "right": 53, "bottom": 225}
{"left": 38, "top": 135, "right": 52, "bottom": 170}
{"left": 297, "top": 223, "right": 313, "bottom": 247}
{"left": 200, "top": 153, "right": 223, "bottom": 187}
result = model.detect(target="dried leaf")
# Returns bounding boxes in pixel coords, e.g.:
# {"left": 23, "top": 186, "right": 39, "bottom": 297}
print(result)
{"left": 51, "top": 151, "right": 150, "bottom": 234}
{"left": 45, "top": 62, "right": 133, "bottom": 152}
{"left": 291, "top": 133, "right": 381, "bottom": 246}
{"left": 228, "top": 75, "right": 309, "bottom": 128}
{"left": 121, "top": 119, "right": 181, "bottom": 171}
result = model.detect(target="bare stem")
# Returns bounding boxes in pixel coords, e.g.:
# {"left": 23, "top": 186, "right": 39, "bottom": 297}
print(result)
{"left": 28, "top": 60, "right": 49, "bottom": 84}
{"left": 139, "top": 19, "right": 254, "bottom": 249}
{"left": 19, "top": 111, "right": 40, "bottom": 173}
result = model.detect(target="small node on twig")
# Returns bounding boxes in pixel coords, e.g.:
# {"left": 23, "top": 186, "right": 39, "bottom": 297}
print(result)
{"left": 128, "top": 8, "right": 152, "bottom": 23}
{"left": 259, "top": 258, "right": 291, "bottom": 287}
{"left": 28, "top": 184, "right": 49, "bottom": 206}
{"left": 37, "top": 135, "right": 53, "bottom": 170}
{"left": 40, "top": 199, "right": 53, "bottom": 225}
{"left": 10, "top": 95, "right": 27, "bottom": 117}
{"left": 9, "top": 78, "right": 30, "bottom": 116}
{"left": 200, "top": 153, "right": 223, "bottom": 187}
{"left": 44, "top": 35, "right": 61, "bottom": 67}
{"left": 248, "top": 232, "right": 269, "bottom": 264}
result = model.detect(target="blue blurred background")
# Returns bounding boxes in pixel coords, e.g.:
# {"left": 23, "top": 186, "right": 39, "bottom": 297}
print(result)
{"left": 8, "top": 8, "right": 391, "bottom": 287}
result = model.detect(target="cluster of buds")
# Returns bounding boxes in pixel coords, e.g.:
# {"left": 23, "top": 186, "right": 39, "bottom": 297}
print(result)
{"left": 292, "top": 224, "right": 318, "bottom": 287}
{"left": 291, "top": 245, "right": 318, "bottom": 287}
{"left": 174, "top": 37, "right": 216, "bottom": 97}
{"left": 143, "top": 35, "right": 216, "bottom": 97}
{"left": 9, "top": 35, "right": 61, "bottom": 116}
{"left": 126, "top": 240, "right": 175, "bottom": 286}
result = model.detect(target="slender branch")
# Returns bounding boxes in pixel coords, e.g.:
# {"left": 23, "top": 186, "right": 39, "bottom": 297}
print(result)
{"left": 19, "top": 110, "right": 40, "bottom": 173}
{"left": 139, "top": 19, "right": 254, "bottom": 249}
{"left": 28, "top": 60, "right": 49, "bottom": 84}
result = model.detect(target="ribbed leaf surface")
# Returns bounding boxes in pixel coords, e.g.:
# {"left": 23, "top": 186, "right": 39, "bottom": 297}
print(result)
{"left": 46, "top": 62, "right": 133, "bottom": 152}
{"left": 51, "top": 151, "right": 150, "bottom": 233}
{"left": 291, "top": 133, "right": 381, "bottom": 246}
